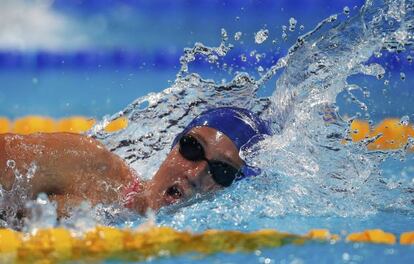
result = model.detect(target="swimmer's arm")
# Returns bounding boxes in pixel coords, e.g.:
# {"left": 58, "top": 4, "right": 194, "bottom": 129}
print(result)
{"left": 0, "top": 133, "right": 135, "bottom": 203}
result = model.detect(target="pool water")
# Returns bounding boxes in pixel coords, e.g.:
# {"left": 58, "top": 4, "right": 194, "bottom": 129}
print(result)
{"left": 1, "top": 0, "right": 414, "bottom": 263}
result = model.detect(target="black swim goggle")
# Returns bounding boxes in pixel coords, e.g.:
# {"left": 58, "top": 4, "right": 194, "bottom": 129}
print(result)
{"left": 178, "top": 134, "right": 243, "bottom": 187}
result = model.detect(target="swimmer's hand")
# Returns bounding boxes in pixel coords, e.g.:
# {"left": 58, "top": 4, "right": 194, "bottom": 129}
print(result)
{"left": 0, "top": 133, "right": 137, "bottom": 217}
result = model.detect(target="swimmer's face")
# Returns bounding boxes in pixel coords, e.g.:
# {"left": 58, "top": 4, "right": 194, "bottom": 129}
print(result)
{"left": 144, "top": 126, "right": 244, "bottom": 212}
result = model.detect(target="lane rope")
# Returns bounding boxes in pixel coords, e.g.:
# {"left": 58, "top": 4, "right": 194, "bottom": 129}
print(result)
{"left": 0, "top": 117, "right": 413, "bottom": 261}
{"left": 0, "top": 116, "right": 413, "bottom": 151}
{"left": 0, "top": 227, "right": 412, "bottom": 263}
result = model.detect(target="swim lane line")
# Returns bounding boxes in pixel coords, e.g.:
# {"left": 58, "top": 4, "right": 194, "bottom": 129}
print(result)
{"left": 0, "top": 227, "right": 412, "bottom": 263}
{"left": 0, "top": 116, "right": 413, "bottom": 151}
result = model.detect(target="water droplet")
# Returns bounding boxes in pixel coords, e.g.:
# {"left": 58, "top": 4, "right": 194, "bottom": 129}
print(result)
{"left": 400, "top": 115, "right": 409, "bottom": 126}
{"left": 289, "top": 17, "right": 297, "bottom": 32}
{"left": 250, "top": 50, "right": 257, "bottom": 57}
{"left": 282, "top": 31, "right": 288, "bottom": 41}
{"left": 384, "top": 79, "right": 389, "bottom": 85}
{"left": 343, "top": 6, "right": 350, "bottom": 15}
{"left": 407, "top": 55, "right": 413, "bottom": 63}
{"left": 255, "top": 29, "right": 269, "bottom": 44}
{"left": 240, "top": 54, "right": 247, "bottom": 62}
{"left": 6, "top": 160, "right": 16, "bottom": 169}
{"left": 255, "top": 53, "right": 263, "bottom": 62}
{"left": 300, "top": 25, "right": 305, "bottom": 30}
{"left": 342, "top": 252, "right": 350, "bottom": 261}
{"left": 26, "top": 162, "right": 37, "bottom": 180}
{"left": 221, "top": 28, "right": 228, "bottom": 41}
{"left": 329, "top": 14, "right": 338, "bottom": 22}
{"left": 272, "top": 39, "right": 277, "bottom": 45}
{"left": 207, "top": 54, "right": 218, "bottom": 64}
{"left": 400, "top": 72, "right": 406, "bottom": 81}
{"left": 257, "top": 66, "right": 264, "bottom": 72}
{"left": 235, "top": 16, "right": 240, "bottom": 21}
{"left": 234, "top": 31, "right": 242, "bottom": 41}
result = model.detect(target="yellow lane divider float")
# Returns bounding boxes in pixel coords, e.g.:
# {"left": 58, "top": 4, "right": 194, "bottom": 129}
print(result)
{"left": 0, "top": 227, "right": 412, "bottom": 263}
{"left": 0, "top": 116, "right": 128, "bottom": 134}
{"left": 1, "top": 116, "right": 413, "bottom": 151}
{"left": 349, "top": 118, "right": 414, "bottom": 151}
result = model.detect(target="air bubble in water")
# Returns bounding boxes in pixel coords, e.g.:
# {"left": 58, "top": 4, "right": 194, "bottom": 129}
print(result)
{"left": 384, "top": 79, "right": 389, "bottom": 85}
{"left": 255, "top": 29, "right": 269, "bottom": 44}
{"left": 289, "top": 17, "right": 297, "bottom": 32}
{"left": 300, "top": 25, "right": 305, "bottom": 30}
{"left": 407, "top": 55, "right": 413, "bottom": 63}
{"left": 343, "top": 6, "right": 350, "bottom": 15}
{"left": 234, "top": 31, "right": 242, "bottom": 41}
{"left": 400, "top": 72, "right": 406, "bottom": 80}
{"left": 257, "top": 66, "right": 264, "bottom": 73}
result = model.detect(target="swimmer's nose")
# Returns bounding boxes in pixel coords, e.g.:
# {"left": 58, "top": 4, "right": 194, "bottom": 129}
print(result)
{"left": 185, "top": 160, "right": 210, "bottom": 190}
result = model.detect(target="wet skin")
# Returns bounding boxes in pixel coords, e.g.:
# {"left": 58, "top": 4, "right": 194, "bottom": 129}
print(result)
{"left": 0, "top": 127, "right": 243, "bottom": 217}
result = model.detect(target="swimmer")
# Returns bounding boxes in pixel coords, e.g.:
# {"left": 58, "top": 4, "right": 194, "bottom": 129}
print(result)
{"left": 0, "top": 107, "right": 270, "bottom": 218}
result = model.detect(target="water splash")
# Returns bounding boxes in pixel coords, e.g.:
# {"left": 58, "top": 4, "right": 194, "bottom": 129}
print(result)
{"left": 289, "top": 17, "right": 297, "bottom": 32}
{"left": 88, "top": 0, "right": 414, "bottom": 232}
{"left": 1, "top": 0, "right": 413, "bottom": 232}
{"left": 23, "top": 193, "right": 57, "bottom": 234}
{"left": 255, "top": 29, "right": 269, "bottom": 44}
{"left": 0, "top": 156, "right": 37, "bottom": 229}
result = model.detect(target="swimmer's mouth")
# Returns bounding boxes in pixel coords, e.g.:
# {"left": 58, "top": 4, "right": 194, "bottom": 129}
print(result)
{"left": 161, "top": 192, "right": 216, "bottom": 214}
{"left": 163, "top": 183, "right": 185, "bottom": 206}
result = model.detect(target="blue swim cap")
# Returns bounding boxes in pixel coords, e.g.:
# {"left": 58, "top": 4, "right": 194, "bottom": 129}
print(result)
{"left": 172, "top": 107, "right": 271, "bottom": 179}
